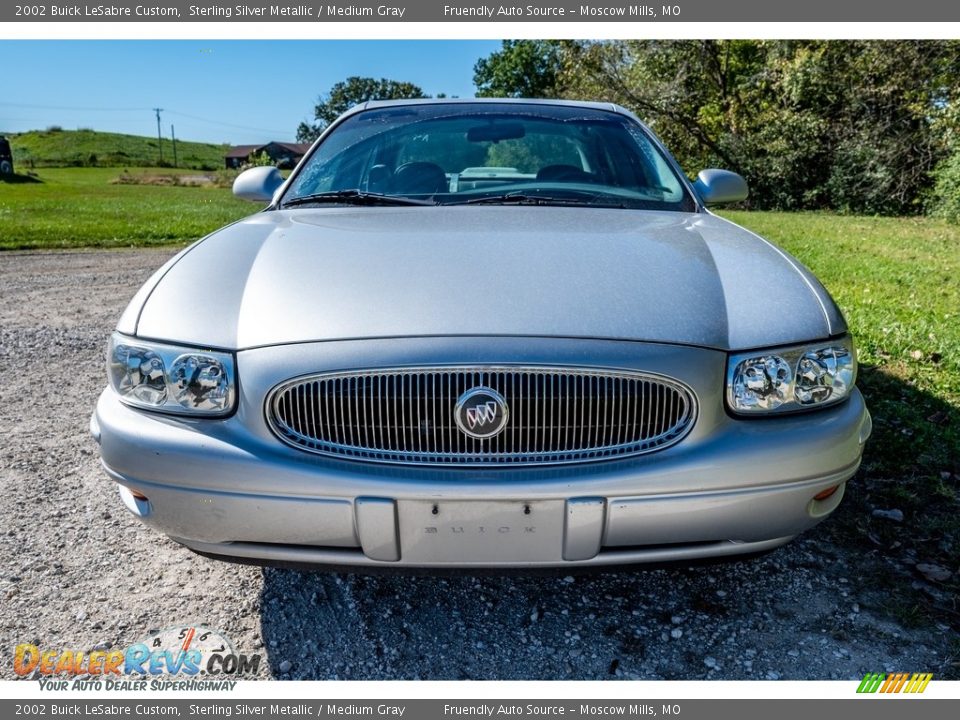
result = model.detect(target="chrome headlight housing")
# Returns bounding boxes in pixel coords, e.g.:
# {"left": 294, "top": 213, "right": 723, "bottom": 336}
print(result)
{"left": 727, "top": 336, "right": 856, "bottom": 415}
{"left": 108, "top": 333, "right": 236, "bottom": 416}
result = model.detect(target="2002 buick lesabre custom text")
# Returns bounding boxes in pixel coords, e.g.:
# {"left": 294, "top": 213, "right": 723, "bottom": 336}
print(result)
{"left": 91, "top": 99, "right": 872, "bottom": 568}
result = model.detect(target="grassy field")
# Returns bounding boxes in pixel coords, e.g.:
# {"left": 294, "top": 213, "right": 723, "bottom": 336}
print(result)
{"left": 0, "top": 167, "right": 254, "bottom": 248}
{"left": 7, "top": 128, "right": 228, "bottom": 170}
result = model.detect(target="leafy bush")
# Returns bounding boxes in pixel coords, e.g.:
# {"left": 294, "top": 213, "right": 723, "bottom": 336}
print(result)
{"left": 245, "top": 151, "right": 274, "bottom": 168}
{"left": 214, "top": 168, "right": 240, "bottom": 188}
{"left": 930, "top": 146, "right": 960, "bottom": 223}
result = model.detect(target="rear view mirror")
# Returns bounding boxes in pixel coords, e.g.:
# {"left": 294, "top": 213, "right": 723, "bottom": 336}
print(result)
{"left": 233, "top": 166, "right": 284, "bottom": 202}
{"left": 693, "top": 169, "right": 749, "bottom": 205}
{"left": 467, "top": 122, "right": 526, "bottom": 143}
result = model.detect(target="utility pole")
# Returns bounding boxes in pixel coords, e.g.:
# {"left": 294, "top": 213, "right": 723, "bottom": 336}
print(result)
{"left": 170, "top": 124, "right": 178, "bottom": 168}
{"left": 153, "top": 108, "right": 164, "bottom": 164}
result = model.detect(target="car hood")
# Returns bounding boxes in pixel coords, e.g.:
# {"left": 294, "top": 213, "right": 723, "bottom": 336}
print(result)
{"left": 133, "top": 206, "right": 844, "bottom": 351}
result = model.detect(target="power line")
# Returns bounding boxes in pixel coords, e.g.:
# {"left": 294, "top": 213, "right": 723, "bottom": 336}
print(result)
{"left": 164, "top": 110, "right": 289, "bottom": 136}
{"left": 0, "top": 102, "right": 290, "bottom": 135}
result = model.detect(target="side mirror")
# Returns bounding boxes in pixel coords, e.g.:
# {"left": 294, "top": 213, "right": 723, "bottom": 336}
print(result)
{"left": 232, "top": 166, "right": 284, "bottom": 202}
{"left": 693, "top": 169, "right": 748, "bottom": 205}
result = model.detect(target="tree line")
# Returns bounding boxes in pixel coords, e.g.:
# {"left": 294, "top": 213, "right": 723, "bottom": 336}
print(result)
{"left": 296, "top": 40, "right": 960, "bottom": 219}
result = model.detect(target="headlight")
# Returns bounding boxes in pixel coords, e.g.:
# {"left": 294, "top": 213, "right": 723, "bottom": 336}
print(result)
{"left": 727, "top": 337, "right": 856, "bottom": 415}
{"left": 108, "top": 333, "right": 236, "bottom": 416}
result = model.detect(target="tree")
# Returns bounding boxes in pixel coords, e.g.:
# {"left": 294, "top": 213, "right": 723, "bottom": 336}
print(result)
{"left": 557, "top": 40, "right": 960, "bottom": 214}
{"left": 473, "top": 40, "right": 563, "bottom": 99}
{"left": 296, "top": 77, "right": 427, "bottom": 142}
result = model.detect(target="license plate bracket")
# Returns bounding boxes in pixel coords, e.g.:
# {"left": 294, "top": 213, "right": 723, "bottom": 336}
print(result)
{"left": 397, "top": 499, "right": 565, "bottom": 564}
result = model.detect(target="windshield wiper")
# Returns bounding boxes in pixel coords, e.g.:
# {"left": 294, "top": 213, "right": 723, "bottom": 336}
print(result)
{"left": 460, "top": 192, "right": 626, "bottom": 208}
{"left": 464, "top": 193, "right": 564, "bottom": 206}
{"left": 280, "top": 190, "right": 436, "bottom": 208}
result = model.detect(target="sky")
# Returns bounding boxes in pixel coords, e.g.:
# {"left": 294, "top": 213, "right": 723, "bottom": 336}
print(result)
{"left": 0, "top": 40, "right": 503, "bottom": 144}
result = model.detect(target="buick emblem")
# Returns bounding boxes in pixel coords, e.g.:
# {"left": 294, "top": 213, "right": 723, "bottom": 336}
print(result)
{"left": 455, "top": 387, "right": 509, "bottom": 439}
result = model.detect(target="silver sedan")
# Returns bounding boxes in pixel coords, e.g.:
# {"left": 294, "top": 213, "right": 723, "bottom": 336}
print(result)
{"left": 91, "top": 99, "right": 871, "bottom": 568}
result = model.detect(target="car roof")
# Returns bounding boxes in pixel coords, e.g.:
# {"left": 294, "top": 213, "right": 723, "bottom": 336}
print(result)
{"left": 341, "top": 98, "right": 647, "bottom": 134}
{"left": 351, "top": 97, "right": 633, "bottom": 118}
{"left": 341, "top": 97, "right": 656, "bottom": 150}
{"left": 362, "top": 97, "right": 620, "bottom": 110}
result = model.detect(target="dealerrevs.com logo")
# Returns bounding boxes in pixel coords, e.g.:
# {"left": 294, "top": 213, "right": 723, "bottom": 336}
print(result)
{"left": 857, "top": 672, "right": 934, "bottom": 694}
{"left": 14, "top": 625, "right": 262, "bottom": 691}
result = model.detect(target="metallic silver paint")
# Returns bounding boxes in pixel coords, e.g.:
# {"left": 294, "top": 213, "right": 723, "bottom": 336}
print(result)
{"left": 563, "top": 498, "right": 607, "bottom": 561}
{"left": 134, "top": 207, "right": 842, "bottom": 351}
{"left": 354, "top": 498, "right": 400, "bottom": 562}
{"left": 94, "top": 99, "right": 870, "bottom": 568}
{"left": 693, "top": 169, "right": 750, "bottom": 205}
{"left": 232, "top": 165, "right": 284, "bottom": 202}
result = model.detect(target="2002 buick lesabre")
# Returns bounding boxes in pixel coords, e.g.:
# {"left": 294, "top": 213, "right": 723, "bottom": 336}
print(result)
{"left": 91, "top": 99, "right": 872, "bottom": 568}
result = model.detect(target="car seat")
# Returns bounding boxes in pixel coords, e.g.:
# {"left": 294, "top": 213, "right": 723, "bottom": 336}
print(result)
{"left": 391, "top": 162, "right": 448, "bottom": 194}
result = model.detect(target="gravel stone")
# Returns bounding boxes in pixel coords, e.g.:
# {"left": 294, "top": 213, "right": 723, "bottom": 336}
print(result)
{"left": 916, "top": 564, "right": 952, "bottom": 582}
{"left": 872, "top": 508, "right": 905, "bottom": 522}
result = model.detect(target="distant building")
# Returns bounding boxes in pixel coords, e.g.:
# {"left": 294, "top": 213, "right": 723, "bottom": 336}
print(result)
{"left": 224, "top": 142, "right": 311, "bottom": 170}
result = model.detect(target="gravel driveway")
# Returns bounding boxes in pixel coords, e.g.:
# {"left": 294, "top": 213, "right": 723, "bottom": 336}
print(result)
{"left": 0, "top": 249, "right": 953, "bottom": 681}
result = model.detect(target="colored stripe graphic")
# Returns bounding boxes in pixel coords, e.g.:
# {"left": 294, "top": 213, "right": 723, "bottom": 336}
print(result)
{"left": 857, "top": 672, "right": 932, "bottom": 693}
{"left": 857, "top": 672, "right": 885, "bottom": 693}
{"left": 912, "top": 673, "right": 933, "bottom": 693}
{"left": 886, "top": 673, "right": 907, "bottom": 692}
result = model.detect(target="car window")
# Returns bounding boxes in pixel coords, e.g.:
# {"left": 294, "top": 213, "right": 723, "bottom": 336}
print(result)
{"left": 283, "top": 103, "right": 695, "bottom": 212}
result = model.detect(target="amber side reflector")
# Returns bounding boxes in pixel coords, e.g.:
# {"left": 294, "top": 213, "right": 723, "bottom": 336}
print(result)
{"left": 813, "top": 485, "right": 840, "bottom": 501}
{"left": 129, "top": 489, "right": 149, "bottom": 501}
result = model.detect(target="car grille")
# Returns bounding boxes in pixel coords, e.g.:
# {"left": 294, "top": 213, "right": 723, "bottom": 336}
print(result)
{"left": 266, "top": 366, "right": 696, "bottom": 466}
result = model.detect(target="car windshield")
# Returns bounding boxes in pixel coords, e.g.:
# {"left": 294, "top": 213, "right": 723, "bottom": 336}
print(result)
{"left": 280, "top": 103, "right": 696, "bottom": 212}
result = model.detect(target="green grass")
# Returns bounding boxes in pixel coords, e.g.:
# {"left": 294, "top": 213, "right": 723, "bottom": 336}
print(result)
{"left": 722, "top": 210, "right": 960, "bottom": 455}
{"left": 722, "top": 211, "right": 960, "bottom": 636}
{"left": 0, "top": 167, "right": 254, "bottom": 248}
{"left": 8, "top": 128, "right": 228, "bottom": 170}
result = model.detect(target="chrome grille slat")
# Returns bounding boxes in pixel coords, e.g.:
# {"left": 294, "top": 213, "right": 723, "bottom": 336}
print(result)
{"left": 267, "top": 366, "right": 696, "bottom": 466}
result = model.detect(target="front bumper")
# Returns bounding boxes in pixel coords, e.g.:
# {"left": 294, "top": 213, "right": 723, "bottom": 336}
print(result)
{"left": 92, "top": 340, "right": 872, "bottom": 568}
